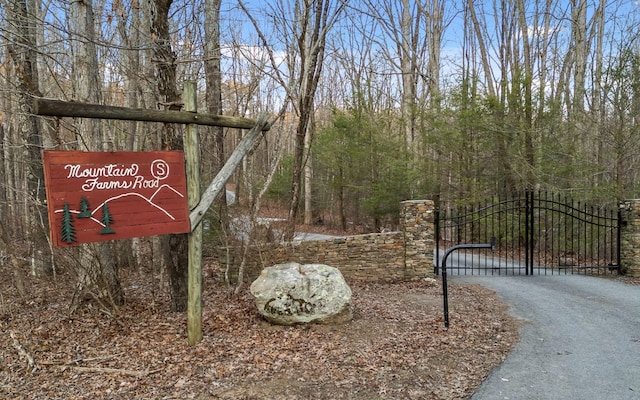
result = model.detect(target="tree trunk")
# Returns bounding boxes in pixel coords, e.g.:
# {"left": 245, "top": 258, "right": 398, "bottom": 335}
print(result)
{"left": 118, "top": 0, "right": 144, "bottom": 270}
{"left": 425, "top": 0, "right": 444, "bottom": 110}
{"left": 337, "top": 167, "right": 347, "bottom": 231}
{"left": 285, "top": 0, "right": 341, "bottom": 239}
{"left": 400, "top": 0, "right": 417, "bottom": 153}
{"left": 571, "top": 0, "right": 588, "bottom": 118}
{"left": 5, "top": 0, "right": 52, "bottom": 276}
{"left": 0, "top": 123, "right": 6, "bottom": 248}
{"left": 466, "top": 0, "right": 495, "bottom": 98}
{"left": 205, "top": 0, "right": 224, "bottom": 169}
{"left": 204, "top": 0, "right": 229, "bottom": 235}
{"left": 304, "top": 113, "right": 314, "bottom": 225}
{"left": 70, "top": 0, "right": 123, "bottom": 306}
{"left": 591, "top": 0, "right": 606, "bottom": 189}
{"left": 150, "top": 0, "right": 188, "bottom": 312}
{"left": 516, "top": 0, "right": 535, "bottom": 187}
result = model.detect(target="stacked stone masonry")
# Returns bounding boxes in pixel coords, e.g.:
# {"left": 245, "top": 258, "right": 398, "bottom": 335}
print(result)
{"left": 235, "top": 200, "right": 436, "bottom": 282}
{"left": 620, "top": 199, "right": 640, "bottom": 277}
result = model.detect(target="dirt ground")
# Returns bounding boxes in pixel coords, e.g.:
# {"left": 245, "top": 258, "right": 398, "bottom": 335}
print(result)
{"left": 0, "top": 254, "right": 524, "bottom": 400}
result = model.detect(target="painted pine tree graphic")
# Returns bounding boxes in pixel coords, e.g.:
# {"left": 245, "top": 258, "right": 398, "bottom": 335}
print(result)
{"left": 99, "top": 203, "right": 115, "bottom": 234}
{"left": 61, "top": 202, "right": 76, "bottom": 244}
{"left": 78, "top": 196, "right": 92, "bottom": 218}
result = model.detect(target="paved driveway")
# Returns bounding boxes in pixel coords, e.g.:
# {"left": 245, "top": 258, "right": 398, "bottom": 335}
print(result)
{"left": 452, "top": 275, "right": 640, "bottom": 400}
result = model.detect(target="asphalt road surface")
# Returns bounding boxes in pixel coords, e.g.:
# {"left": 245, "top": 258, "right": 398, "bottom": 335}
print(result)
{"left": 452, "top": 274, "right": 640, "bottom": 400}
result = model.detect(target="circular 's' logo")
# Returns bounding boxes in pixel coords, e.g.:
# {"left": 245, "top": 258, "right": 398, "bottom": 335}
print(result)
{"left": 151, "top": 159, "right": 170, "bottom": 180}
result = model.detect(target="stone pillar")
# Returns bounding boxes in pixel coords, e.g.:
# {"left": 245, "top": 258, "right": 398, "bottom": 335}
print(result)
{"left": 620, "top": 199, "right": 640, "bottom": 277}
{"left": 400, "top": 200, "right": 435, "bottom": 279}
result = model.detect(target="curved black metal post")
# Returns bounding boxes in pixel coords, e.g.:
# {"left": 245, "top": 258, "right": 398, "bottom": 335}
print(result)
{"left": 441, "top": 237, "right": 495, "bottom": 328}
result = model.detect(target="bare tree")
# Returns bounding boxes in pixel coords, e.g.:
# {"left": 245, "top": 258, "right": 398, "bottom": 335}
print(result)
{"left": 2, "top": 0, "right": 53, "bottom": 276}
{"left": 360, "top": 0, "right": 426, "bottom": 153}
{"left": 570, "top": 0, "right": 588, "bottom": 119}
{"left": 148, "top": 0, "right": 189, "bottom": 312}
{"left": 203, "top": 0, "right": 230, "bottom": 238}
{"left": 205, "top": 0, "right": 224, "bottom": 169}
{"left": 422, "top": 0, "right": 447, "bottom": 110}
{"left": 239, "top": 0, "right": 345, "bottom": 239}
{"left": 69, "top": 0, "right": 124, "bottom": 306}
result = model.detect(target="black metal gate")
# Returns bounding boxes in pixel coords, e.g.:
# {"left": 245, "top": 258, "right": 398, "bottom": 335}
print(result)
{"left": 435, "top": 190, "right": 621, "bottom": 275}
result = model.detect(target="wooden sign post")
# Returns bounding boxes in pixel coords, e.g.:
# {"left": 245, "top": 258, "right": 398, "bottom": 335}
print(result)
{"left": 184, "top": 82, "right": 203, "bottom": 345}
{"left": 35, "top": 82, "right": 269, "bottom": 345}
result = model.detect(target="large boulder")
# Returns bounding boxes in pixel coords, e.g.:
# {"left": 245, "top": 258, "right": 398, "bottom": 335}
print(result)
{"left": 250, "top": 262, "right": 352, "bottom": 325}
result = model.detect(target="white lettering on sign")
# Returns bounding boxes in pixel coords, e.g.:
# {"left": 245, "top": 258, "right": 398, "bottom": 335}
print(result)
{"left": 65, "top": 163, "right": 139, "bottom": 179}
{"left": 132, "top": 175, "right": 160, "bottom": 189}
{"left": 64, "top": 162, "right": 166, "bottom": 192}
{"left": 82, "top": 177, "right": 133, "bottom": 191}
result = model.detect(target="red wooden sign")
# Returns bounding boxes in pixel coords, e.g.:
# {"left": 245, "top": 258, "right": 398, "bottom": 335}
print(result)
{"left": 43, "top": 151, "right": 190, "bottom": 247}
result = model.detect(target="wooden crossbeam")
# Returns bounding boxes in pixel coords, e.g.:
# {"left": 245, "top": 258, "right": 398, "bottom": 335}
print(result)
{"left": 33, "top": 97, "right": 270, "bottom": 131}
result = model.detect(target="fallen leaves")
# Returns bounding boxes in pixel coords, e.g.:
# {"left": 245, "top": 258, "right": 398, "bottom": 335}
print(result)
{"left": 1, "top": 264, "right": 521, "bottom": 399}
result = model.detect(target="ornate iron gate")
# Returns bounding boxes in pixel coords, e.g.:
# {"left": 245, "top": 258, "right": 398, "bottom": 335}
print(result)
{"left": 435, "top": 190, "right": 621, "bottom": 275}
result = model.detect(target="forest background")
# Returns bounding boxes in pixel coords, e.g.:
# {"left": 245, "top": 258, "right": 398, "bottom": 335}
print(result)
{"left": 1, "top": 0, "right": 639, "bottom": 307}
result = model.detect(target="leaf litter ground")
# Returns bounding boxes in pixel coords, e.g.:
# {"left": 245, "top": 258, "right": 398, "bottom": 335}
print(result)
{"left": 1, "top": 260, "right": 521, "bottom": 399}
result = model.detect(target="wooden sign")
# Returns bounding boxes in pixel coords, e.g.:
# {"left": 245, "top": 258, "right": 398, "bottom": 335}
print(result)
{"left": 43, "top": 151, "right": 190, "bottom": 246}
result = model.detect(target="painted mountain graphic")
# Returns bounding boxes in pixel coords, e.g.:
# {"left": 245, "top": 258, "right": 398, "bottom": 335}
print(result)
{"left": 55, "top": 184, "right": 186, "bottom": 229}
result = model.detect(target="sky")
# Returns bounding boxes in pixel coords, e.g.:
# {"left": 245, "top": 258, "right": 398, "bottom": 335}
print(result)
{"left": 19, "top": 0, "right": 640, "bottom": 112}
{"left": 226, "top": 0, "right": 640, "bottom": 107}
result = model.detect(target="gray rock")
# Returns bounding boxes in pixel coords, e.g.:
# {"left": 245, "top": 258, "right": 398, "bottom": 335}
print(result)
{"left": 250, "top": 262, "right": 352, "bottom": 325}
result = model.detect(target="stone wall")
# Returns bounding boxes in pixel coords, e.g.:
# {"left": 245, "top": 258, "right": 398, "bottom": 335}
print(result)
{"left": 230, "top": 196, "right": 640, "bottom": 280}
{"left": 401, "top": 200, "right": 436, "bottom": 279}
{"left": 233, "top": 200, "right": 436, "bottom": 282}
{"left": 620, "top": 199, "right": 640, "bottom": 277}
{"left": 229, "top": 197, "right": 640, "bottom": 281}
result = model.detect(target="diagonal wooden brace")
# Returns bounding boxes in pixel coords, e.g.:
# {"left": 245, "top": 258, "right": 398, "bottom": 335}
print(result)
{"left": 188, "top": 113, "right": 269, "bottom": 231}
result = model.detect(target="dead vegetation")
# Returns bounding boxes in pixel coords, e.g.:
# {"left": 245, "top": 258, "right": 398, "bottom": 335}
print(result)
{"left": 0, "top": 256, "right": 522, "bottom": 400}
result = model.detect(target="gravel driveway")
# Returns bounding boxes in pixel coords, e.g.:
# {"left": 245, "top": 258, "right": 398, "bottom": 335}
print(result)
{"left": 452, "top": 274, "right": 640, "bottom": 400}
